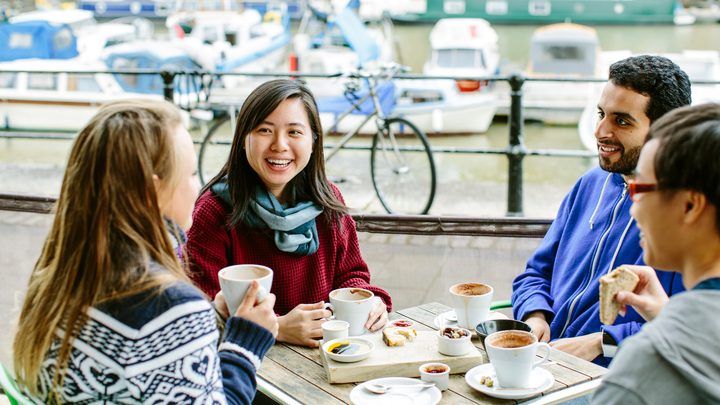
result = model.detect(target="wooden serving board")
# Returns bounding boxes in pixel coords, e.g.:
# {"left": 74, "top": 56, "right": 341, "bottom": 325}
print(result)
{"left": 319, "top": 330, "right": 485, "bottom": 384}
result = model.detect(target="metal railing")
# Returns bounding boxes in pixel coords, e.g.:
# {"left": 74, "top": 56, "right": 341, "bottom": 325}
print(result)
{"left": 0, "top": 193, "right": 552, "bottom": 238}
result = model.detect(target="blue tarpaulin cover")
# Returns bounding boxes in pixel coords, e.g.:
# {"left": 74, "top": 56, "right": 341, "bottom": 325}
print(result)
{"left": 316, "top": 81, "right": 395, "bottom": 116}
{"left": 0, "top": 21, "right": 78, "bottom": 61}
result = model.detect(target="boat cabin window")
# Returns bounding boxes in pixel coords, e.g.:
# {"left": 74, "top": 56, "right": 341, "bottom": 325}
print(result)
{"left": 9, "top": 33, "right": 33, "bottom": 49}
{"left": 546, "top": 46, "right": 583, "bottom": 61}
{"left": 201, "top": 26, "right": 220, "bottom": 44}
{"left": 529, "top": 1, "right": 551, "bottom": 16}
{"left": 0, "top": 73, "right": 17, "bottom": 89}
{"left": 111, "top": 57, "right": 140, "bottom": 87}
{"left": 435, "top": 49, "right": 485, "bottom": 69}
{"left": 225, "top": 31, "right": 237, "bottom": 46}
{"left": 532, "top": 44, "right": 596, "bottom": 76}
{"left": 27, "top": 73, "right": 57, "bottom": 90}
{"left": 52, "top": 28, "right": 74, "bottom": 51}
{"left": 67, "top": 74, "right": 102, "bottom": 92}
{"left": 486, "top": 0, "right": 508, "bottom": 15}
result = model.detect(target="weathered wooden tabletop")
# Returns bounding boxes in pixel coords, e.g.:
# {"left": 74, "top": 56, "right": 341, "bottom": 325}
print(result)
{"left": 257, "top": 302, "right": 607, "bottom": 404}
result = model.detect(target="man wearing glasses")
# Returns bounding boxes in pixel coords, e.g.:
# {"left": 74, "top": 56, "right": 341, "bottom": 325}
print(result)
{"left": 512, "top": 55, "right": 691, "bottom": 365}
{"left": 591, "top": 103, "right": 720, "bottom": 404}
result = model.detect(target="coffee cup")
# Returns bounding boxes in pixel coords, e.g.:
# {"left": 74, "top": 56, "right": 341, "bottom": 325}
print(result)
{"left": 218, "top": 264, "right": 273, "bottom": 316}
{"left": 329, "top": 288, "right": 374, "bottom": 336}
{"left": 322, "top": 320, "right": 349, "bottom": 342}
{"left": 485, "top": 330, "right": 550, "bottom": 388}
{"left": 449, "top": 282, "right": 493, "bottom": 329}
{"left": 419, "top": 362, "right": 450, "bottom": 391}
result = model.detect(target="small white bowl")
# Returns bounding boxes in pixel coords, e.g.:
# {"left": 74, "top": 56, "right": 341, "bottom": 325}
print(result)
{"left": 419, "top": 362, "right": 450, "bottom": 391}
{"left": 437, "top": 327, "right": 472, "bottom": 356}
{"left": 322, "top": 337, "right": 374, "bottom": 363}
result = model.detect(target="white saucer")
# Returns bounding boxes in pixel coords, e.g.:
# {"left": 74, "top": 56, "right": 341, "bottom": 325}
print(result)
{"left": 434, "top": 310, "right": 508, "bottom": 329}
{"left": 350, "top": 377, "right": 442, "bottom": 405}
{"left": 465, "top": 363, "right": 554, "bottom": 400}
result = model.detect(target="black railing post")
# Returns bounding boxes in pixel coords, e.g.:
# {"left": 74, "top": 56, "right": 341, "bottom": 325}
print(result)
{"left": 160, "top": 70, "right": 176, "bottom": 102}
{"left": 507, "top": 73, "right": 526, "bottom": 217}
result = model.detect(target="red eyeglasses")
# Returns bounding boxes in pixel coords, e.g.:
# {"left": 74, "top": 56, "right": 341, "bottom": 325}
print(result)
{"left": 628, "top": 181, "right": 658, "bottom": 202}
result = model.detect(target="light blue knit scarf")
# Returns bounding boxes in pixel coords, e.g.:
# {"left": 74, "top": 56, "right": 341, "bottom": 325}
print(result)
{"left": 212, "top": 182, "right": 323, "bottom": 256}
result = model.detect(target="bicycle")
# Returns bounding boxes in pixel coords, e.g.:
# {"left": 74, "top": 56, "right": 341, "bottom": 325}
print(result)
{"left": 197, "top": 63, "right": 437, "bottom": 215}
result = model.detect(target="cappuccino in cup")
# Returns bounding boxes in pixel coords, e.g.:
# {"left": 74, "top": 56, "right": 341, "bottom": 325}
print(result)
{"left": 449, "top": 282, "right": 493, "bottom": 329}
{"left": 218, "top": 264, "right": 273, "bottom": 316}
{"left": 485, "top": 330, "right": 550, "bottom": 388}
{"left": 329, "top": 288, "right": 374, "bottom": 336}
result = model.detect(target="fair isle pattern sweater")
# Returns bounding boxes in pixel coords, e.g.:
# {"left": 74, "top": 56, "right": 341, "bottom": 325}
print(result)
{"left": 29, "top": 281, "right": 274, "bottom": 404}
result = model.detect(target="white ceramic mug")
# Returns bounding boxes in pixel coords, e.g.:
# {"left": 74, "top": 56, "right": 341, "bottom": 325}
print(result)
{"left": 449, "top": 282, "right": 494, "bottom": 329}
{"left": 329, "top": 288, "right": 374, "bottom": 336}
{"left": 322, "top": 320, "right": 349, "bottom": 342}
{"left": 485, "top": 330, "right": 551, "bottom": 388}
{"left": 419, "top": 362, "right": 450, "bottom": 391}
{"left": 218, "top": 264, "right": 273, "bottom": 316}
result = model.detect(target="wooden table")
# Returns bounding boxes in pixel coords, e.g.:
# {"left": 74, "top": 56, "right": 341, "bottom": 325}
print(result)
{"left": 256, "top": 302, "right": 607, "bottom": 404}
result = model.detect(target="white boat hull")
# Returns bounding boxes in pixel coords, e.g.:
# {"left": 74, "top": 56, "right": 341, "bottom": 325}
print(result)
{"left": 494, "top": 80, "right": 597, "bottom": 125}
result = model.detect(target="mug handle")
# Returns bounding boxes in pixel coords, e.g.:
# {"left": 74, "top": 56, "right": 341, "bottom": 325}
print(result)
{"left": 533, "top": 342, "right": 551, "bottom": 368}
{"left": 323, "top": 302, "right": 334, "bottom": 319}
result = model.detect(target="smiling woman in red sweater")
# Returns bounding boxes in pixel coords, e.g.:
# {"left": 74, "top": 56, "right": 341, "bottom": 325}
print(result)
{"left": 187, "top": 79, "right": 392, "bottom": 347}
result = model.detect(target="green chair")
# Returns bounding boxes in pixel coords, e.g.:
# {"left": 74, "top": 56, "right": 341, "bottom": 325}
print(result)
{"left": 490, "top": 299, "right": 512, "bottom": 311}
{"left": 0, "top": 362, "right": 32, "bottom": 405}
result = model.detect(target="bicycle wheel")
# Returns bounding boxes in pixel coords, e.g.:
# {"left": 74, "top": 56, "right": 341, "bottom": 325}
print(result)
{"left": 370, "top": 117, "right": 436, "bottom": 214}
{"left": 198, "top": 115, "right": 234, "bottom": 185}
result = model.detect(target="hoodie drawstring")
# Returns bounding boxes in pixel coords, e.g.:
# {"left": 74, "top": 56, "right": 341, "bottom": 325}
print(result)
{"left": 589, "top": 173, "right": 612, "bottom": 230}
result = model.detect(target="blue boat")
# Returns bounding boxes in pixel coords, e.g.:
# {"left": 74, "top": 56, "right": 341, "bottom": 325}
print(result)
{"left": 0, "top": 20, "right": 78, "bottom": 61}
{"left": 103, "top": 41, "right": 200, "bottom": 95}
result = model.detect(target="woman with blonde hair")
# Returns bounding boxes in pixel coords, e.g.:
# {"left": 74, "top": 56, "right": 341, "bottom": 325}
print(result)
{"left": 13, "top": 99, "right": 278, "bottom": 403}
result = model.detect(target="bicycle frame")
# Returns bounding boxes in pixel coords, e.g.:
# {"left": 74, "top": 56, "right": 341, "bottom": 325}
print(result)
{"left": 323, "top": 73, "right": 389, "bottom": 161}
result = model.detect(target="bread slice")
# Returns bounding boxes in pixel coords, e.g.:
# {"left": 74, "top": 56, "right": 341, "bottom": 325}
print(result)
{"left": 599, "top": 266, "right": 640, "bottom": 325}
{"left": 382, "top": 326, "right": 417, "bottom": 347}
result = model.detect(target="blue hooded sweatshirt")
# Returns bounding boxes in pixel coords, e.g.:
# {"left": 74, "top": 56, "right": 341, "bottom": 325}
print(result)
{"left": 512, "top": 167, "right": 685, "bottom": 366}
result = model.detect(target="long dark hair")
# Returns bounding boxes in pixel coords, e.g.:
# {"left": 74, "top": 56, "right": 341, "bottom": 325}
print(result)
{"left": 202, "top": 79, "right": 347, "bottom": 226}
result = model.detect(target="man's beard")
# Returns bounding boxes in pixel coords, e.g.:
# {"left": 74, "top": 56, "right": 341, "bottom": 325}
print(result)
{"left": 598, "top": 144, "right": 642, "bottom": 175}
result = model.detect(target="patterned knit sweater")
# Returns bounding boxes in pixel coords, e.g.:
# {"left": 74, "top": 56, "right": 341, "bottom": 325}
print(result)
{"left": 186, "top": 186, "right": 392, "bottom": 315}
{"left": 29, "top": 280, "right": 274, "bottom": 404}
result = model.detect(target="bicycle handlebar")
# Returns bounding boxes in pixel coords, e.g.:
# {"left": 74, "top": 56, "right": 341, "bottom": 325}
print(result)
{"left": 345, "top": 62, "right": 411, "bottom": 80}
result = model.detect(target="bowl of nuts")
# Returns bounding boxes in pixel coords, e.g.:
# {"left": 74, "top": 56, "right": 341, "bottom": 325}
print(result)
{"left": 437, "top": 327, "right": 472, "bottom": 356}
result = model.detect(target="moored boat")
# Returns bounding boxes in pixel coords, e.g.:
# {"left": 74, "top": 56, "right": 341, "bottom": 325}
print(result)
{"left": 0, "top": 58, "right": 160, "bottom": 131}
{"left": 365, "top": 0, "right": 679, "bottom": 24}
{"left": 494, "top": 23, "right": 606, "bottom": 125}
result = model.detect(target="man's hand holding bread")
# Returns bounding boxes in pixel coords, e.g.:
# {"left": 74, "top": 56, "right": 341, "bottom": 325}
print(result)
{"left": 601, "top": 265, "right": 669, "bottom": 324}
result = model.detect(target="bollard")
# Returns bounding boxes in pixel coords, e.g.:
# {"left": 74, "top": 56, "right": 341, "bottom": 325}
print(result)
{"left": 507, "top": 73, "right": 526, "bottom": 217}
{"left": 160, "top": 70, "right": 176, "bottom": 102}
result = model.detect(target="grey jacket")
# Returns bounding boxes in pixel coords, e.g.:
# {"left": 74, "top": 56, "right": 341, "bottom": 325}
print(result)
{"left": 592, "top": 289, "right": 720, "bottom": 404}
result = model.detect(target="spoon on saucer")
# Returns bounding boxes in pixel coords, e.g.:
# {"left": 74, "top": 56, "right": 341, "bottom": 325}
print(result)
{"left": 364, "top": 382, "right": 436, "bottom": 394}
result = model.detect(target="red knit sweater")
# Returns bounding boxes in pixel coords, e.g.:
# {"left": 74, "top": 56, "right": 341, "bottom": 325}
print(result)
{"left": 186, "top": 186, "right": 392, "bottom": 315}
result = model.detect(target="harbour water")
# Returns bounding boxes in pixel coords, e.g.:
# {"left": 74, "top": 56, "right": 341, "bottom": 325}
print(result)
{"left": 2, "top": 21, "right": 720, "bottom": 217}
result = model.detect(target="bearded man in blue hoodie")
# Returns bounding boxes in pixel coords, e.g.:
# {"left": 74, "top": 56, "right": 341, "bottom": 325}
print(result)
{"left": 512, "top": 55, "right": 691, "bottom": 366}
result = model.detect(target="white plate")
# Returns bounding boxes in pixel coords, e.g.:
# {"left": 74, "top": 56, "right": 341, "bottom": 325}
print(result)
{"left": 350, "top": 377, "right": 442, "bottom": 405}
{"left": 434, "top": 310, "right": 508, "bottom": 329}
{"left": 465, "top": 363, "right": 555, "bottom": 400}
{"left": 322, "top": 337, "right": 374, "bottom": 363}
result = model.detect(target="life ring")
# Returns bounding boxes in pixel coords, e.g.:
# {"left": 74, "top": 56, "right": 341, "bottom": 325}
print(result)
{"left": 263, "top": 11, "right": 281, "bottom": 24}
